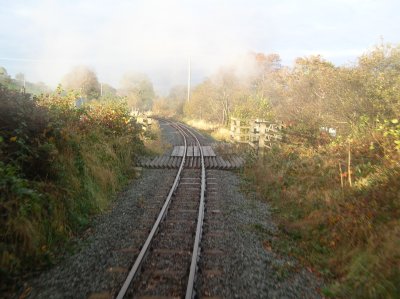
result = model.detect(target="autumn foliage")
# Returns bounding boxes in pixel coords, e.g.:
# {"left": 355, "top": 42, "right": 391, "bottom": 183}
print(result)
{"left": 0, "top": 85, "right": 143, "bottom": 288}
{"left": 241, "top": 44, "right": 400, "bottom": 298}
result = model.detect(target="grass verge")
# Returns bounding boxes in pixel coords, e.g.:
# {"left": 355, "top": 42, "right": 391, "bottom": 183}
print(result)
{"left": 243, "top": 126, "right": 400, "bottom": 298}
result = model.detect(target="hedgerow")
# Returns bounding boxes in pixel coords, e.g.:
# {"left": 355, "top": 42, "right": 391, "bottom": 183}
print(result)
{"left": 0, "top": 85, "right": 143, "bottom": 288}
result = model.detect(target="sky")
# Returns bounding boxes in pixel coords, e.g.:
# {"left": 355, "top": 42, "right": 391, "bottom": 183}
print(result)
{"left": 0, "top": 0, "right": 399, "bottom": 94}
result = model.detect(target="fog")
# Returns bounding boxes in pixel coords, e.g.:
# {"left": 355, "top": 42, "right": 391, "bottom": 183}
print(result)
{"left": 1, "top": 0, "right": 400, "bottom": 94}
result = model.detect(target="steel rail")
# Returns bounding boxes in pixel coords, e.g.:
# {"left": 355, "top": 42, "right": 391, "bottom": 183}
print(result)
{"left": 116, "top": 121, "right": 188, "bottom": 299}
{"left": 181, "top": 124, "right": 206, "bottom": 299}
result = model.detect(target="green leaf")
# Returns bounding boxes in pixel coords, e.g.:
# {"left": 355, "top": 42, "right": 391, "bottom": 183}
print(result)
{"left": 391, "top": 119, "right": 399, "bottom": 124}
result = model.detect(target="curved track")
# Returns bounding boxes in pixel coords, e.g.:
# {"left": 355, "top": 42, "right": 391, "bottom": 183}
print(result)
{"left": 116, "top": 121, "right": 206, "bottom": 299}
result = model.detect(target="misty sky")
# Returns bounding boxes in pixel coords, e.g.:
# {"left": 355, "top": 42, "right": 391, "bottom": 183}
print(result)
{"left": 1, "top": 0, "right": 399, "bottom": 94}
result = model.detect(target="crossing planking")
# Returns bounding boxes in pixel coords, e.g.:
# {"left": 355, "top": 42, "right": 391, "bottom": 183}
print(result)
{"left": 171, "top": 146, "right": 216, "bottom": 157}
{"left": 171, "top": 146, "right": 185, "bottom": 157}
{"left": 187, "top": 146, "right": 194, "bottom": 156}
{"left": 137, "top": 154, "right": 244, "bottom": 169}
{"left": 202, "top": 146, "right": 216, "bottom": 157}
{"left": 193, "top": 145, "right": 200, "bottom": 157}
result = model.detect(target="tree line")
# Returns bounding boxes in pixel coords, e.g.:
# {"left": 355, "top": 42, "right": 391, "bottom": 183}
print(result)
{"left": 0, "top": 66, "right": 156, "bottom": 111}
{"left": 159, "top": 43, "right": 399, "bottom": 143}
{"left": 3, "top": 42, "right": 399, "bottom": 139}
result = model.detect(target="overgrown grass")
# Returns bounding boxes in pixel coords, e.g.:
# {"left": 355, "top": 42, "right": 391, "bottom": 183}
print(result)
{"left": 0, "top": 86, "right": 143, "bottom": 291}
{"left": 244, "top": 124, "right": 400, "bottom": 298}
{"left": 210, "top": 127, "right": 231, "bottom": 142}
{"left": 183, "top": 118, "right": 232, "bottom": 142}
{"left": 184, "top": 118, "right": 220, "bottom": 132}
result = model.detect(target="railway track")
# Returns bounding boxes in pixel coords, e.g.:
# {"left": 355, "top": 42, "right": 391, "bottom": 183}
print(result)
{"left": 116, "top": 121, "right": 207, "bottom": 298}
{"left": 137, "top": 120, "right": 245, "bottom": 170}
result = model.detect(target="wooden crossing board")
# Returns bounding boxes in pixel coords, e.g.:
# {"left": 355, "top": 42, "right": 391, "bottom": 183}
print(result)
{"left": 193, "top": 146, "right": 200, "bottom": 157}
{"left": 186, "top": 146, "right": 194, "bottom": 156}
{"left": 171, "top": 146, "right": 185, "bottom": 157}
{"left": 202, "top": 146, "right": 216, "bottom": 157}
{"left": 171, "top": 146, "right": 216, "bottom": 157}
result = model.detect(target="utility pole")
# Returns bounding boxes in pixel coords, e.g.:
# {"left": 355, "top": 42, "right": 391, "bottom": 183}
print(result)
{"left": 19, "top": 75, "right": 26, "bottom": 94}
{"left": 187, "top": 57, "right": 191, "bottom": 102}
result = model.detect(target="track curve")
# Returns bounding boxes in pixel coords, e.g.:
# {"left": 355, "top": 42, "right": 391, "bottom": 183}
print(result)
{"left": 116, "top": 121, "right": 207, "bottom": 299}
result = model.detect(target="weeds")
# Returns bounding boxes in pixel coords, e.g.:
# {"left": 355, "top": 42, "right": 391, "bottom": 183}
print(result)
{"left": 143, "top": 121, "right": 171, "bottom": 155}
{"left": 244, "top": 123, "right": 400, "bottom": 298}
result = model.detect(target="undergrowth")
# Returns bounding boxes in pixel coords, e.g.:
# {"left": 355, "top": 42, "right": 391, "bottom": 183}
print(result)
{"left": 244, "top": 122, "right": 400, "bottom": 298}
{"left": 142, "top": 121, "right": 171, "bottom": 156}
{"left": 0, "top": 85, "right": 143, "bottom": 291}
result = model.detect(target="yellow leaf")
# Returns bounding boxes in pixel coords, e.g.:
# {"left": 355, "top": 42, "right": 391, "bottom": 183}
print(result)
{"left": 10, "top": 136, "right": 17, "bottom": 142}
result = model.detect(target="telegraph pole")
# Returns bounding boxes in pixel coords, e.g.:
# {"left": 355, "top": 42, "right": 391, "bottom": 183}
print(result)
{"left": 187, "top": 57, "right": 191, "bottom": 102}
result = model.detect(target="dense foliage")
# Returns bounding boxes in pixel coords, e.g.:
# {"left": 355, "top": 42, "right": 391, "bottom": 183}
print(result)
{"left": 240, "top": 44, "right": 400, "bottom": 298}
{"left": 0, "top": 85, "right": 143, "bottom": 288}
{"left": 61, "top": 66, "right": 101, "bottom": 99}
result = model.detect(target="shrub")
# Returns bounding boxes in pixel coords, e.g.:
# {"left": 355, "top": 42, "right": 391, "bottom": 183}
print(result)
{"left": 0, "top": 85, "right": 143, "bottom": 289}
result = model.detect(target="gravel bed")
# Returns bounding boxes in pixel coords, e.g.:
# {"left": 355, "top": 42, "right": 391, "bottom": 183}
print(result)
{"left": 19, "top": 121, "right": 324, "bottom": 299}
{"left": 198, "top": 169, "right": 323, "bottom": 298}
{"left": 23, "top": 169, "right": 176, "bottom": 299}
{"left": 158, "top": 120, "right": 182, "bottom": 152}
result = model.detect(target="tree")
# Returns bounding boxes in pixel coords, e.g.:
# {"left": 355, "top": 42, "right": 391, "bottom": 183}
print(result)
{"left": 15, "top": 73, "right": 25, "bottom": 82}
{"left": 168, "top": 85, "right": 186, "bottom": 102}
{"left": 357, "top": 43, "right": 400, "bottom": 119}
{"left": 14, "top": 73, "right": 25, "bottom": 93}
{"left": 184, "top": 79, "right": 219, "bottom": 122}
{"left": 61, "top": 66, "right": 100, "bottom": 99}
{"left": 0, "top": 66, "right": 12, "bottom": 87}
{"left": 119, "top": 73, "right": 155, "bottom": 111}
{"left": 0, "top": 66, "right": 8, "bottom": 77}
{"left": 99, "top": 83, "right": 117, "bottom": 100}
{"left": 152, "top": 85, "right": 186, "bottom": 117}
{"left": 232, "top": 95, "right": 272, "bottom": 120}
{"left": 253, "top": 53, "right": 286, "bottom": 101}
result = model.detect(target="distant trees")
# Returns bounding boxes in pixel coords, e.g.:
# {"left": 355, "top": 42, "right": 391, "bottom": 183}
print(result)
{"left": 0, "top": 66, "right": 13, "bottom": 87}
{"left": 119, "top": 73, "right": 155, "bottom": 111}
{"left": 0, "top": 66, "right": 9, "bottom": 78}
{"left": 0, "top": 67, "right": 49, "bottom": 95}
{"left": 184, "top": 54, "right": 279, "bottom": 124}
{"left": 62, "top": 66, "right": 101, "bottom": 99}
{"left": 152, "top": 85, "right": 186, "bottom": 117}
{"left": 274, "top": 44, "right": 400, "bottom": 138}
{"left": 99, "top": 83, "right": 117, "bottom": 100}
{"left": 15, "top": 72, "right": 25, "bottom": 82}
{"left": 184, "top": 79, "right": 218, "bottom": 122}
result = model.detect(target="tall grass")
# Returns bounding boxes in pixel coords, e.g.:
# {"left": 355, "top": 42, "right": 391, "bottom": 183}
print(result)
{"left": 0, "top": 86, "right": 143, "bottom": 289}
{"left": 183, "top": 118, "right": 231, "bottom": 142}
{"left": 244, "top": 124, "right": 400, "bottom": 298}
{"left": 142, "top": 121, "right": 171, "bottom": 156}
{"left": 184, "top": 118, "right": 220, "bottom": 131}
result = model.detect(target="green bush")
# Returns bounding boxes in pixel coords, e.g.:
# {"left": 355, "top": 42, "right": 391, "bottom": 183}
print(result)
{"left": 0, "top": 85, "right": 144, "bottom": 289}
